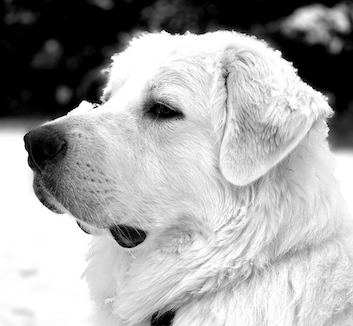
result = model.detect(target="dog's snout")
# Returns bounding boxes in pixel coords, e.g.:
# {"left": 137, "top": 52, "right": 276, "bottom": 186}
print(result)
{"left": 24, "top": 126, "right": 67, "bottom": 172}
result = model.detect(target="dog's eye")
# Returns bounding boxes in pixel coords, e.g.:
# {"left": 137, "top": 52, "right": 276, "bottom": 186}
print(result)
{"left": 146, "top": 103, "right": 183, "bottom": 120}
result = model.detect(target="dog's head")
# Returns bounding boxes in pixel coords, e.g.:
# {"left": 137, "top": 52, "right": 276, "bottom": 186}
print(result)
{"left": 24, "top": 31, "right": 332, "bottom": 251}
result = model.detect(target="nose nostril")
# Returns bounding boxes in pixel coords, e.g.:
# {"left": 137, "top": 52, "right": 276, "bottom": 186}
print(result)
{"left": 31, "top": 142, "right": 65, "bottom": 167}
{"left": 31, "top": 140, "right": 66, "bottom": 171}
{"left": 31, "top": 144, "right": 47, "bottom": 169}
{"left": 24, "top": 126, "right": 67, "bottom": 172}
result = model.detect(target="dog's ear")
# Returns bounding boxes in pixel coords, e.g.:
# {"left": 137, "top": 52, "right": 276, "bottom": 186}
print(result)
{"left": 218, "top": 42, "right": 332, "bottom": 186}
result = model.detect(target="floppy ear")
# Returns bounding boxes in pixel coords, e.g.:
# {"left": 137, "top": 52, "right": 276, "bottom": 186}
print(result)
{"left": 218, "top": 43, "right": 332, "bottom": 186}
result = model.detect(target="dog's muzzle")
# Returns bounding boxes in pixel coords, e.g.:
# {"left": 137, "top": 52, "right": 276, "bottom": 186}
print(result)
{"left": 24, "top": 127, "right": 148, "bottom": 249}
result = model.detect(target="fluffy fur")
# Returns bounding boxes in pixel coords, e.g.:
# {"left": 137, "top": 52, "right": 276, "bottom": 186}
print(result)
{"left": 28, "top": 31, "right": 353, "bottom": 325}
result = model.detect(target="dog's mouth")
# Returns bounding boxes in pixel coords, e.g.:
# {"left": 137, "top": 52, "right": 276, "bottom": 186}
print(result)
{"left": 77, "top": 221, "right": 147, "bottom": 248}
{"left": 33, "top": 174, "right": 147, "bottom": 249}
{"left": 110, "top": 225, "right": 147, "bottom": 248}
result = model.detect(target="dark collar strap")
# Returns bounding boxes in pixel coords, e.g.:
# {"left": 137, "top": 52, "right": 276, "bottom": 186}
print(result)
{"left": 151, "top": 310, "right": 175, "bottom": 326}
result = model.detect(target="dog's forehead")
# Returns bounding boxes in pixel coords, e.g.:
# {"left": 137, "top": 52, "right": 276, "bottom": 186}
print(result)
{"left": 103, "top": 31, "right": 271, "bottom": 107}
{"left": 129, "top": 35, "right": 211, "bottom": 72}
{"left": 104, "top": 33, "right": 226, "bottom": 100}
{"left": 126, "top": 32, "right": 212, "bottom": 67}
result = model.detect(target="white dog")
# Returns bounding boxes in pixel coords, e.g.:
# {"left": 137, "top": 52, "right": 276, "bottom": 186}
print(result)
{"left": 24, "top": 31, "right": 353, "bottom": 325}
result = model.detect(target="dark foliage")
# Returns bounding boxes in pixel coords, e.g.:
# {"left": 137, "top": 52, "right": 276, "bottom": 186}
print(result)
{"left": 1, "top": 0, "right": 352, "bottom": 118}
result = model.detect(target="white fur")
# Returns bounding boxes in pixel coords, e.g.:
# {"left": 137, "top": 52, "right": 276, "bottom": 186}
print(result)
{"left": 41, "top": 31, "right": 353, "bottom": 325}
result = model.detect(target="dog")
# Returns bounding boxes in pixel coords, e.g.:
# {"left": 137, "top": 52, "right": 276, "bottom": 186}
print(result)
{"left": 24, "top": 31, "right": 353, "bottom": 325}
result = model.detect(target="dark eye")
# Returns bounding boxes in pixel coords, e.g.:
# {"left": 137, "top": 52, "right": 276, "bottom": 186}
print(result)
{"left": 146, "top": 103, "right": 183, "bottom": 120}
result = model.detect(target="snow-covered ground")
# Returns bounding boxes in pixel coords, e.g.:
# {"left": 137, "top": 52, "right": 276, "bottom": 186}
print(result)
{"left": 0, "top": 120, "right": 93, "bottom": 326}
{"left": 0, "top": 120, "right": 352, "bottom": 326}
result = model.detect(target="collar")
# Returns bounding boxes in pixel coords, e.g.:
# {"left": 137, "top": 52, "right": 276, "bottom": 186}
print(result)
{"left": 151, "top": 310, "right": 175, "bottom": 326}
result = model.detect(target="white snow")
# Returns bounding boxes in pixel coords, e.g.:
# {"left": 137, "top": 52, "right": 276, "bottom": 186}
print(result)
{"left": 0, "top": 120, "right": 352, "bottom": 326}
{"left": 0, "top": 121, "right": 94, "bottom": 326}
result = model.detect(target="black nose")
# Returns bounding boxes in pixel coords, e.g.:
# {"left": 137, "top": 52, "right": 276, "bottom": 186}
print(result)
{"left": 24, "top": 126, "right": 67, "bottom": 172}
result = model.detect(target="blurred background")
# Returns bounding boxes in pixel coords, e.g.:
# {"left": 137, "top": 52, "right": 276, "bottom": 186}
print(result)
{"left": 1, "top": 0, "right": 353, "bottom": 143}
{"left": 1, "top": 1, "right": 353, "bottom": 325}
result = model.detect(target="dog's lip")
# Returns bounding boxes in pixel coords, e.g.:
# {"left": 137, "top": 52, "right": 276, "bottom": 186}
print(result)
{"left": 110, "top": 224, "right": 147, "bottom": 248}
{"left": 27, "top": 155, "right": 39, "bottom": 173}
{"left": 76, "top": 222, "right": 147, "bottom": 248}
{"left": 77, "top": 221, "right": 91, "bottom": 234}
